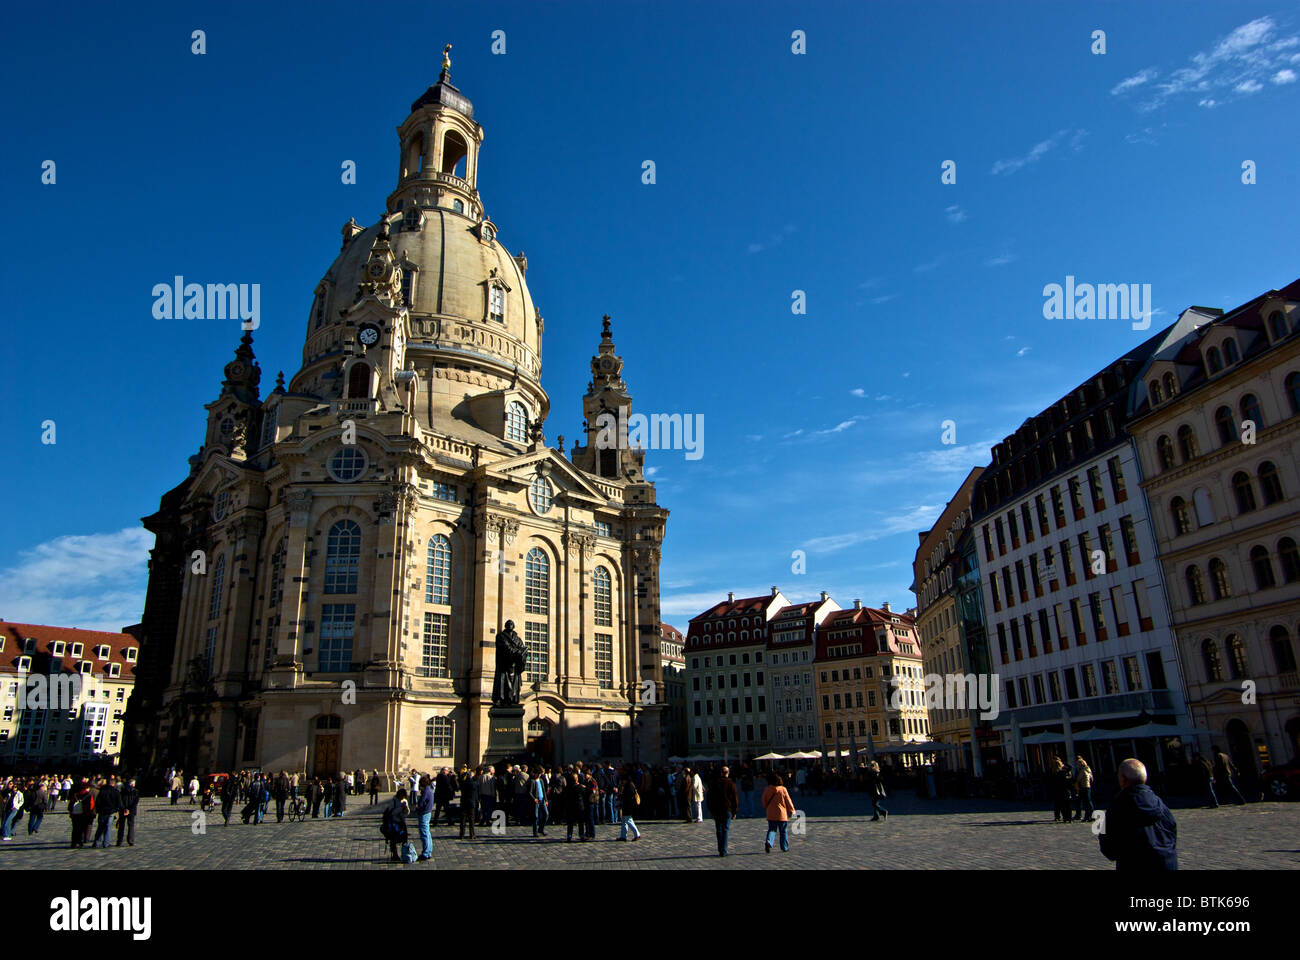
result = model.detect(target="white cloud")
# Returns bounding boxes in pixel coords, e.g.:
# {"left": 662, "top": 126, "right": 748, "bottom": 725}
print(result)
{"left": 801, "top": 503, "right": 945, "bottom": 554}
{"left": 1111, "top": 68, "right": 1157, "bottom": 95}
{"left": 871, "top": 294, "right": 900, "bottom": 304}
{"left": 0, "top": 528, "right": 152, "bottom": 633}
{"left": 1017, "top": 346, "right": 1031, "bottom": 357}
{"left": 991, "top": 129, "right": 1082, "bottom": 175}
{"left": 945, "top": 204, "right": 967, "bottom": 223}
{"left": 1273, "top": 69, "right": 1297, "bottom": 84}
{"left": 1114, "top": 16, "right": 1300, "bottom": 111}
{"left": 850, "top": 388, "right": 866, "bottom": 397}
{"left": 985, "top": 253, "right": 1017, "bottom": 267}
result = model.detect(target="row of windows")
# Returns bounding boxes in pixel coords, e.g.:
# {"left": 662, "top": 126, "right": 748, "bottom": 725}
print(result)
{"left": 989, "top": 516, "right": 1141, "bottom": 611}
{"left": 1201, "top": 626, "right": 1297, "bottom": 683}
{"left": 689, "top": 651, "right": 765, "bottom": 669}
{"left": 823, "top": 717, "right": 928, "bottom": 739}
{"left": 1147, "top": 313, "right": 1293, "bottom": 410}
{"left": 693, "top": 723, "right": 768, "bottom": 745}
{"left": 1003, "top": 652, "right": 1166, "bottom": 708}
{"left": 982, "top": 457, "right": 1128, "bottom": 565}
{"left": 1185, "top": 540, "right": 1299, "bottom": 604}
{"left": 994, "top": 580, "right": 1155, "bottom": 663}
{"left": 7, "top": 637, "right": 134, "bottom": 662}
{"left": 693, "top": 695, "right": 768, "bottom": 717}
{"left": 10, "top": 659, "right": 126, "bottom": 679}
{"left": 1154, "top": 390, "right": 1291, "bottom": 470}
{"left": 1169, "top": 463, "right": 1285, "bottom": 536}
{"left": 694, "top": 670, "right": 766, "bottom": 691}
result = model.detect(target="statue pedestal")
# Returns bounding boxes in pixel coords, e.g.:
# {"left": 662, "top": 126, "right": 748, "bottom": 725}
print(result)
{"left": 482, "top": 705, "right": 526, "bottom": 767}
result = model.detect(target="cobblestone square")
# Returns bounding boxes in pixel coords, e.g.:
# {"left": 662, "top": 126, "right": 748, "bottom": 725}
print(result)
{"left": 5, "top": 790, "right": 1297, "bottom": 870}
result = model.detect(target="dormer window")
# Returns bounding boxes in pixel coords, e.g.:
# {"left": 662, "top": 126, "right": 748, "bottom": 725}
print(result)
{"left": 1268, "top": 311, "right": 1287, "bottom": 340}
{"left": 96, "top": 645, "right": 110, "bottom": 660}
{"left": 108, "top": 663, "right": 122, "bottom": 679}
{"left": 1162, "top": 373, "right": 1177, "bottom": 398}
{"left": 1223, "top": 338, "right": 1240, "bottom": 364}
{"left": 125, "top": 648, "right": 137, "bottom": 662}
{"left": 1206, "top": 346, "right": 1222, "bottom": 374}
{"left": 505, "top": 401, "right": 528, "bottom": 443}
{"left": 70, "top": 643, "right": 82, "bottom": 658}
{"left": 1149, "top": 380, "right": 1163, "bottom": 405}
{"left": 80, "top": 661, "right": 94, "bottom": 675}
{"left": 489, "top": 285, "right": 505, "bottom": 323}
{"left": 52, "top": 641, "right": 65, "bottom": 656}
{"left": 17, "top": 656, "right": 31, "bottom": 673}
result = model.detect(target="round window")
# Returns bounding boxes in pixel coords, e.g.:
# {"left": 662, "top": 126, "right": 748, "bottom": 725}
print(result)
{"left": 528, "top": 475, "right": 553, "bottom": 515}
{"left": 328, "top": 446, "right": 368, "bottom": 482}
{"left": 211, "top": 490, "right": 229, "bottom": 522}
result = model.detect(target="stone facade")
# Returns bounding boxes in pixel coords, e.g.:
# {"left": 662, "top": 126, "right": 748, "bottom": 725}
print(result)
{"left": 132, "top": 67, "right": 668, "bottom": 778}
{"left": 1127, "top": 281, "right": 1300, "bottom": 786}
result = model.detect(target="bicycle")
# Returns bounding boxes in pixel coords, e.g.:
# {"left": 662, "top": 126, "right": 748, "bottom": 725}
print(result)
{"left": 286, "top": 796, "right": 308, "bottom": 822}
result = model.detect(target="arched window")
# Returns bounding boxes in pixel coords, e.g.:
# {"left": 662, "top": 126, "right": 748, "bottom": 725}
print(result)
{"left": 1258, "top": 461, "right": 1283, "bottom": 505}
{"left": 1214, "top": 406, "right": 1237, "bottom": 445}
{"left": 1185, "top": 565, "right": 1206, "bottom": 606}
{"left": 1156, "top": 435, "right": 1175, "bottom": 471}
{"left": 1251, "top": 545, "right": 1276, "bottom": 590}
{"left": 525, "top": 547, "right": 549, "bottom": 614}
{"left": 1286, "top": 372, "right": 1300, "bottom": 415}
{"left": 209, "top": 553, "right": 225, "bottom": 620}
{"left": 426, "top": 534, "right": 451, "bottom": 604}
{"left": 440, "top": 130, "right": 468, "bottom": 177}
{"left": 1232, "top": 472, "right": 1257, "bottom": 514}
{"left": 1209, "top": 558, "right": 1231, "bottom": 601}
{"left": 1170, "top": 497, "right": 1192, "bottom": 536}
{"left": 1223, "top": 338, "right": 1240, "bottom": 364}
{"left": 1149, "top": 380, "right": 1163, "bottom": 405}
{"left": 505, "top": 401, "right": 528, "bottom": 443}
{"left": 325, "top": 520, "right": 362, "bottom": 593}
{"left": 600, "top": 721, "right": 622, "bottom": 757}
{"left": 1193, "top": 488, "right": 1216, "bottom": 526}
{"left": 1226, "top": 635, "right": 1248, "bottom": 679}
{"left": 1202, "top": 639, "right": 1224, "bottom": 682}
{"left": 1162, "top": 373, "right": 1177, "bottom": 398}
{"left": 348, "top": 362, "right": 371, "bottom": 399}
{"left": 593, "top": 565, "right": 612, "bottom": 627}
{"left": 1270, "top": 625, "right": 1297, "bottom": 673}
{"left": 1267, "top": 311, "right": 1287, "bottom": 340}
{"left": 1240, "top": 393, "right": 1263, "bottom": 429}
{"left": 1278, "top": 538, "right": 1300, "bottom": 583}
{"left": 1177, "top": 425, "right": 1198, "bottom": 462}
{"left": 315, "top": 714, "right": 341, "bottom": 730}
{"left": 528, "top": 476, "right": 553, "bottom": 515}
{"left": 452, "top": 198, "right": 464, "bottom": 214}
{"left": 1206, "top": 347, "right": 1222, "bottom": 374}
{"left": 425, "top": 716, "right": 453, "bottom": 758}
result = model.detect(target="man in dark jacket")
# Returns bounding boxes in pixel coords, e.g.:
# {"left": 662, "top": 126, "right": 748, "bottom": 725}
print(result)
{"left": 333, "top": 773, "right": 346, "bottom": 817}
{"left": 1099, "top": 759, "right": 1177, "bottom": 871}
{"left": 273, "top": 772, "right": 290, "bottom": 822}
{"left": 434, "top": 768, "right": 454, "bottom": 825}
{"left": 24, "top": 780, "right": 48, "bottom": 835}
{"left": 117, "top": 777, "right": 140, "bottom": 846}
{"left": 458, "top": 767, "right": 479, "bottom": 839}
{"left": 706, "top": 766, "right": 739, "bottom": 857}
{"left": 93, "top": 778, "right": 122, "bottom": 848}
{"left": 220, "top": 775, "right": 239, "bottom": 826}
{"left": 309, "top": 778, "right": 324, "bottom": 818}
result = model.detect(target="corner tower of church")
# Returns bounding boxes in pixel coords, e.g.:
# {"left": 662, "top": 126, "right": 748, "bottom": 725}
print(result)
{"left": 130, "top": 60, "right": 668, "bottom": 778}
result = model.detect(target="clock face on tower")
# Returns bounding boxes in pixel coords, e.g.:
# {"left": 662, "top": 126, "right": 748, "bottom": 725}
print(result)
{"left": 358, "top": 325, "right": 380, "bottom": 347}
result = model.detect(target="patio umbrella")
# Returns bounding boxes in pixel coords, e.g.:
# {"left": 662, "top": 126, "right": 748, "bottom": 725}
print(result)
{"left": 754, "top": 752, "right": 785, "bottom": 761}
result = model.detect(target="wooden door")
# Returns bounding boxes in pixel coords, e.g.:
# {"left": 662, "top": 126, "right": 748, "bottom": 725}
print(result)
{"left": 314, "top": 734, "right": 339, "bottom": 778}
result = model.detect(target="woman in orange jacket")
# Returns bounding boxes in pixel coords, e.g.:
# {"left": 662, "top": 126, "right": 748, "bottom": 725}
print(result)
{"left": 760, "top": 772, "right": 797, "bottom": 853}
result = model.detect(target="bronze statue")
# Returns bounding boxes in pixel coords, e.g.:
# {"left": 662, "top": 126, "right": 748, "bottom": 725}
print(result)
{"left": 493, "top": 620, "right": 526, "bottom": 705}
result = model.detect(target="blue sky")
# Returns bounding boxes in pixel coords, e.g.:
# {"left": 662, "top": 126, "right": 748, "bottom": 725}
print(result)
{"left": 2, "top": 1, "right": 1297, "bottom": 631}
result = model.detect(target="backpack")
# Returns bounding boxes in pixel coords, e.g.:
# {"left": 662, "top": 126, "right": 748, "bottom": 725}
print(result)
{"left": 380, "top": 805, "right": 396, "bottom": 840}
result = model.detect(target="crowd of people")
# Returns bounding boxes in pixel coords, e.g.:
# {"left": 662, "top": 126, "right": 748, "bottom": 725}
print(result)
{"left": 1, "top": 774, "right": 140, "bottom": 847}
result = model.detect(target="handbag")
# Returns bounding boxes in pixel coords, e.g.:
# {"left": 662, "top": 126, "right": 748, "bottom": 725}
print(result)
{"left": 70, "top": 800, "right": 85, "bottom": 815}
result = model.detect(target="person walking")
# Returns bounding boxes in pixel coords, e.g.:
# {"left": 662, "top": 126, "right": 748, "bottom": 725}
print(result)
{"left": 434, "top": 767, "right": 454, "bottom": 826}
{"left": 529, "top": 767, "right": 549, "bottom": 837}
{"left": 0, "top": 781, "right": 21, "bottom": 840}
{"left": 1098, "top": 758, "right": 1177, "bottom": 871}
{"left": 414, "top": 774, "right": 435, "bottom": 861}
{"left": 1212, "top": 747, "right": 1247, "bottom": 805}
{"left": 67, "top": 778, "right": 94, "bottom": 848}
{"left": 24, "top": 779, "right": 48, "bottom": 836}
{"left": 761, "top": 771, "right": 796, "bottom": 853}
{"left": 458, "top": 767, "right": 478, "bottom": 839}
{"left": 617, "top": 769, "right": 642, "bottom": 841}
{"left": 93, "top": 778, "right": 122, "bottom": 848}
{"left": 478, "top": 765, "right": 496, "bottom": 826}
{"left": 310, "top": 777, "right": 324, "bottom": 818}
{"left": 220, "top": 775, "right": 239, "bottom": 826}
{"left": 169, "top": 772, "right": 182, "bottom": 805}
{"left": 385, "top": 787, "right": 410, "bottom": 863}
{"left": 273, "top": 771, "right": 290, "bottom": 823}
{"left": 187, "top": 775, "right": 199, "bottom": 805}
{"left": 864, "top": 761, "right": 888, "bottom": 821}
{"left": 1194, "top": 753, "right": 1218, "bottom": 808}
{"left": 690, "top": 767, "right": 705, "bottom": 822}
{"left": 562, "top": 767, "right": 585, "bottom": 842}
{"left": 1074, "top": 757, "right": 1095, "bottom": 823}
{"left": 369, "top": 770, "right": 381, "bottom": 806}
{"left": 707, "top": 766, "right": 739, "bottom": 857}
{"left": 1049, "top": 757, "right": 1072, "bottom": 822}
{"left": 738, "top": 765, "right": 756, "bottom": 819}
{"left": 116, "top": 777, "right": 140, "bottom": 847}
{"left": 332, "top": 773, "right": 347, "bottom": 817}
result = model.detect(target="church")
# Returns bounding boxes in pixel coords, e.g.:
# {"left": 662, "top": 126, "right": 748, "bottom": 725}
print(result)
{"left": 126, "top": 57, "right": 669, "bottom": 778}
